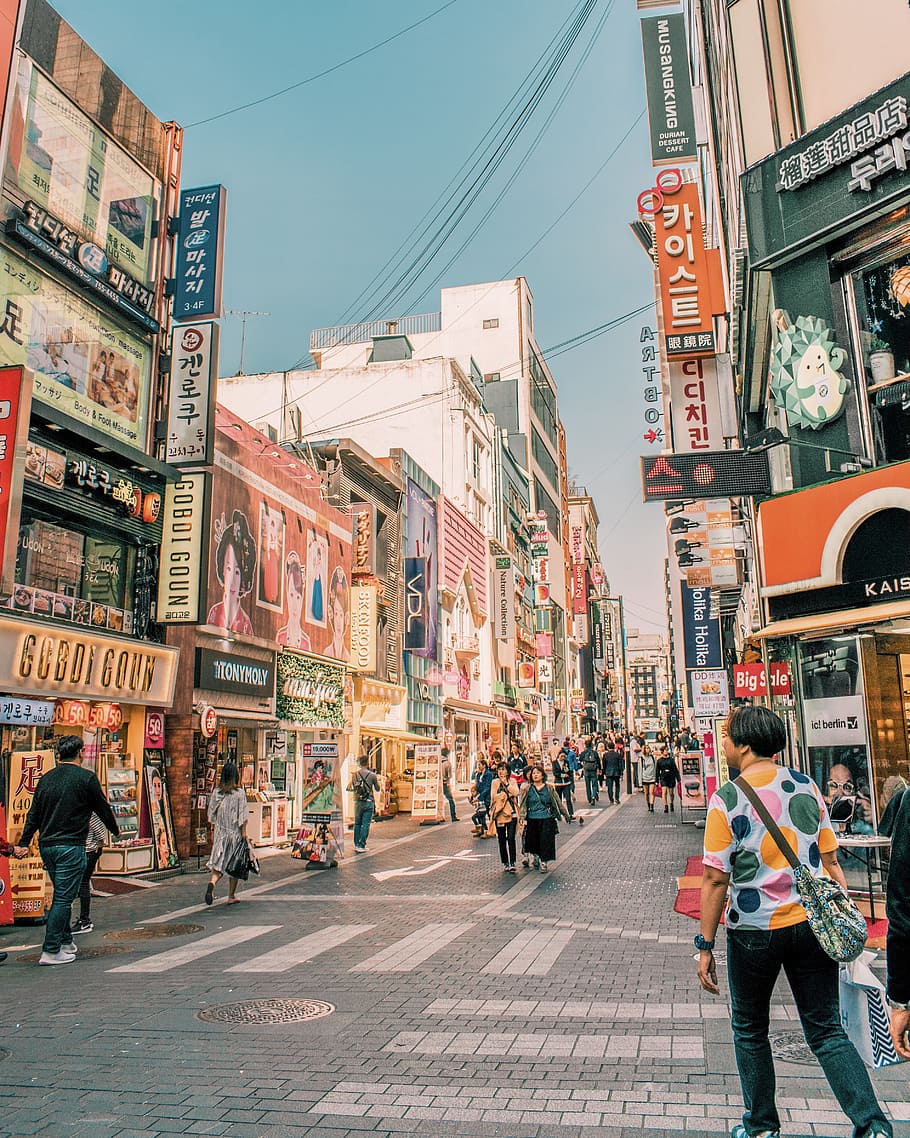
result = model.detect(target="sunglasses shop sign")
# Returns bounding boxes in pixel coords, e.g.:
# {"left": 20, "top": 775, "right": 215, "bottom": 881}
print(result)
{"left": 803, "top": 695, "right": 867, "bottom": 747}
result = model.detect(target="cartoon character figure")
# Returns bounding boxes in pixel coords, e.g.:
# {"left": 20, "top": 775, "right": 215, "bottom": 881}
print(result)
{"left": 769, "top": 310, "right": 850, "bottom": 430}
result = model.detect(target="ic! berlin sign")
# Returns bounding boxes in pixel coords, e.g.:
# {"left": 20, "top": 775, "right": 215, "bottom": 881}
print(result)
{"left": 494, "top": 556, "right": 516, "bottom": 642}
{"left": 641, "top": 450, "right": 771, "bottom": 502}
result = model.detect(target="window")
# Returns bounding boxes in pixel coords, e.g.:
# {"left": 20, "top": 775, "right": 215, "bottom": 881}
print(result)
{"left": 472, "top": 436, "right": 482, "bottom": 483}
{"left": 529, "top": 345, "right": 558, "bottom": 449}
{"left": 484, "top": 372, "right": 501, "bottom": 383}
{"left": 533, "top": 477, "right": 560, "bottom": 537}
{"left": 482, "top": 318, "right": 499, "bottom": 330}
{"left": 531, "top": 427, "right": 559, "bottom": 491}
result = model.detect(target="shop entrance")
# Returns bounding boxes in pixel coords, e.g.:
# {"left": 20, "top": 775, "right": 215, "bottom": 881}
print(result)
{"left": 862, "top": 633, "right": 910, "bottom": 816}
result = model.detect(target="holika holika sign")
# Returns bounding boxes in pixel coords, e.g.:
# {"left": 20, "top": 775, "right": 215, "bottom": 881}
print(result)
{"left": 276, "top": 649, "right": 345, "bottom": 727}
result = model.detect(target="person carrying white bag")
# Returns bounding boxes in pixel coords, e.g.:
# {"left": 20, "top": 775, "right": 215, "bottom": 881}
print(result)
{"left": 839, "top": 952, "right": 901, "bottom": 1069}
{"left": 881, "top": 781, "right": 910, "bottom": 1060}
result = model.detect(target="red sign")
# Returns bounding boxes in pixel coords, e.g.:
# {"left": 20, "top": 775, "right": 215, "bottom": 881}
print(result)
{"left": 732, "top": 663, "right": 767, "bottom": 698}
{"left": 769, "top": 662, "right": 792, "bottom": 696}
{"left": 53, "top": 701, "right": 123, "bottom": 730}
{"left": 144, "top": 709, "right": 165, "bottom": 749}
{"left": 0, "top": 803, "right": 12, "bottom": 926}
{"left": 0, "top": 366, "right": 29, "bottom": 581}
{"left": 200, "top": 704, "right": 218, "bottom": 738}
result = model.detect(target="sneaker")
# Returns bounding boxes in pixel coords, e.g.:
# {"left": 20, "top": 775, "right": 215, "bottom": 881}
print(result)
{"left": 353, "top": 846, "right": 366, "bottom": 853}
{"left": 38, "top": 949, "right": 76, "bottom": 966}
{"left": 71, "top": 919, "right": 93, "bottom": 935}
{"left": 0, "top": 951, "right": 7, "bottom": 964}
{"left": 521, "top": 857, "right": 530, "bottom": 868}
{"left": 540, "top": 862, "right": 549, "bottom": 873}
{"left": 507, "top": 865, "right": 517, "bottom": 873}
{"left": 61, "top": 941, "right": 78, "bottom": 954}
{"left": 730, "top": 1127, "right": 779, "bottom": 1138}
{"left": 532, "top": 856, "right": 540, "bottom": 869}
{"left": 204, "top": 883, "right": 214, "bottom": 906}
{"left": 578, "top": 816, "right": 584, "bottom": 825}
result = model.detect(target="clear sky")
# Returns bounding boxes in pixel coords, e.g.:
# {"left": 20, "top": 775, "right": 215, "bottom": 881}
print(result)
{"left": 52, "top": 0, "right": 669, "bottom": 635}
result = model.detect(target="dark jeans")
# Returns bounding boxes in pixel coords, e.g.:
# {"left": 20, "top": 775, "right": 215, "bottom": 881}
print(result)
{"left": 40, "top": 844, "right": 86, "bottom": 953}
{"left": 353, "top": 800, "right": 374, "bottom": 848}
{"left": 442, "top": 782, "right": 457, "bottom": 822}
{"left": 727, "top": 921, "right": 891, "bottom": 1138}
{"left": 556, "top": 784, "right": 574, "bottom": 818}
{"left": 471, "top": 801, "right": 489, "bottom": 829}
{"left": 606, "top": 775, "right": 621, "bottom": 803}
{"left": 77, "top": 847, "right": 102, "bottom": 921}
{"left": 496, "top": 820, "right": 517, "bottom": 867}
{"left": 584, "top": 771, "right": 599, "bottom": 803}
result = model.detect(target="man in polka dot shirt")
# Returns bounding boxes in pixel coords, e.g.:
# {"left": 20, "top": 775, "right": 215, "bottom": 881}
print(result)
{"left": 696, "top": 706, "right": 892, "bottom": 1138}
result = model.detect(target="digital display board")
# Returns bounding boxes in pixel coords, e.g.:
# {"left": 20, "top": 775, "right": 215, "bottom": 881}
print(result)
{"left": 641, "top": 451, "right": 771, "bottom": 502}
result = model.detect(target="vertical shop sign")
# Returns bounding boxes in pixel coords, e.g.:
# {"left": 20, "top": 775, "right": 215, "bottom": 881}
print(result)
{"left": 173, "top": 185, "right": 227, "bottom": 321}
{"left": 494, "top": 556, "right": 516, "bottom": 641}
{"left": 404, "top": 556, "right": 429, "bottom": 651}
{"left": 349, "top": 585, "right": 378, "bottom": 672}
{"left": 681, "top": 583, "right": 721, "bottom": 669}
{"left": 640, "top": 325, "right": 664, "bottom": 444}
{"left": 166, "top": 322, "right": 219, "bottom": 465}
{"left": 352, "top": 504, "right": 376, "bottom": 576}
{"left": 592, "top": 603, "right": 605, "bottom": 662}
{"left": 0, "top": 366, "right": 31, "bottom": 586}
{"left": 157, "top": 472, "right": 209, "bottom": 622}
{"left": 8, "top": 749, "right": 53, "bottom": 919}
{"left": 668, "top": 356, "right": 724, "bottom": 452}
{"left": 572, "top": 564, "right": 587, "bottom": 614}
{"left": 640, "top": 12, "right": 697, "bottom": 165}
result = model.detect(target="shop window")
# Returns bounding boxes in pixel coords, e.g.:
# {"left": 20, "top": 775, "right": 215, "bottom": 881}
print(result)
{"left": 848, "top": 251, "right": 910, "bottom": 464}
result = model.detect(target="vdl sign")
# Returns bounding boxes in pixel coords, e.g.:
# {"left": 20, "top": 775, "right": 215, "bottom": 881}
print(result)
{"left": 404, "top": 556, "right": 428, "bottom": 651}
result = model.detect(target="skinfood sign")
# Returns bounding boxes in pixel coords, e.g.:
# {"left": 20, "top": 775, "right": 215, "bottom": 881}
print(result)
{"left": 0, "top": 615, "right": 179, "bottom": 706}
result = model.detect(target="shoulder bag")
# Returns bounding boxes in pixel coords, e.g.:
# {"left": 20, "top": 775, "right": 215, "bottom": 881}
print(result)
{"left": 735, "top": 777, "right": 866, "bottom": 963}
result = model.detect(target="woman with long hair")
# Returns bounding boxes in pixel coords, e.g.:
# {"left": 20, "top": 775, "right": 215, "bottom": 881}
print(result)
{"left": 205, "top": 761, "right": 250, "bottom": 906}
{"left": 519, "top": 763, "right": 569, "bottom": 873}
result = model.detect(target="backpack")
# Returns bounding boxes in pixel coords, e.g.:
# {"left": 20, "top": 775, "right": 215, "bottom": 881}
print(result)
{"left": 351, "top": 771, "right": 373, "bottom": 801}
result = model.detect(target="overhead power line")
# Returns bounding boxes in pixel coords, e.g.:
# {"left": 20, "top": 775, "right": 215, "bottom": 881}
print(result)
{"left": 186, "top": 0, "right": 461, "bottom": 129}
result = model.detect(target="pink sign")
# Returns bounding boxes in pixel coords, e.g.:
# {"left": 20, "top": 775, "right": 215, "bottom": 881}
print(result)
{"left": 145, "top": 709, "right": 165, "bottom": 749}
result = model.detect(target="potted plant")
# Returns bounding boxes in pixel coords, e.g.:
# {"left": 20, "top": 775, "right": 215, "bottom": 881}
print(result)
{"left": 869, "top": 335, "right": 896, "bottom": 383}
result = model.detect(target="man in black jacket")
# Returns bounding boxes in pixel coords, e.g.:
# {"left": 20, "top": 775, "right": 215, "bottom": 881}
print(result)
{"left": 14, "top": 735, "right": 118, "bottom": 966}
{"left": 884, "top": 785, "right": 910, "bottom": 1058}
{"left": 602, "top": 743, "right": 625, "bottom": 805}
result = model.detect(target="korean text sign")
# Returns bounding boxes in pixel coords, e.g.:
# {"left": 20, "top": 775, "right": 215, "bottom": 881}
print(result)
{"left": 173, "top": 185, "right": 227, "bottom": 322}
{"left": 166, "top": 322, "right": 218, "bottom": 465}
{"left": 640, "top": 14, "right": 697, "bottom": 166}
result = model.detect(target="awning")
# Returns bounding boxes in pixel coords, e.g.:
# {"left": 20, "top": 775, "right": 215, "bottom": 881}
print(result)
{"left": 359, "top": 725, "right": 433, "bottom": 744}
{"left": 754, "top": 599, "right": 910, "bottom": 640}
{"left": 444, "top": 698, "right": 499, "bottom": 724}
{"left": 495, "top": 706, "right": 523, "bottom": 723}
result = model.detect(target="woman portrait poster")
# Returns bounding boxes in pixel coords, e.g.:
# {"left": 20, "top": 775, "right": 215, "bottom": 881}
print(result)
{"left": 257, "top": 500, "right": 285, "bottom": 612}
{"left": 276, "top": 551, "right": 312, "bottom": 650}
{"left": 325, "top": 566, "right": 350, "bottom": 662}
{"left": 305, "top": 529, "right": 328, "bottom": 627}
{"left": 207, "top": 509, "right": 256, "bottom": 636}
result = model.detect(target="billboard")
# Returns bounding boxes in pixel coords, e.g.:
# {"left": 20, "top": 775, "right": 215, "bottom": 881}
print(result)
{"left": 641, "top": 14, "right": 697, "bottom": 166}
{"left": 173, "top": 185, "right": 227, "bottom": 322}
{"left": 0, "top": 366, "right": 30, "bottom": 586}
{"left": 205, "top": 409, "right": 352, "bottom": 661}
{"left": 404, "top": 479, "right": 437, "bottom": 658}
{"left": 0, "top": 246, "right": 152, "bottom": 450}
{"left": 4, "top": 58, "right": 160, "bottom": 284}
{"left": 668, "top": 356, "right": 725, "bottom": 453}
{"left": 493, "top": 556, "right": 515, "bottom": 642}
{"left": 681, "top": 583, "right": 721, "bottom": 669}
{"left": 165, "top": 322, "right": 219, "bottom": 465}
{"left": 641, "top": 450, "right": 771, "bottom": 502}
{"left": 157, "top": 473, "right": 208, "bottom": 623}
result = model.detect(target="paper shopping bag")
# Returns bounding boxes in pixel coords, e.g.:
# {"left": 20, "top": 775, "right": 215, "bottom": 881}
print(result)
{"left": 839, "top": 952, "right": 902, "bottom": 1069}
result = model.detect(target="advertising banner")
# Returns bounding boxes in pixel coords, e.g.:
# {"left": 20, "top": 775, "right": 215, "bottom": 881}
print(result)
{"left": 7, "top": 749, "right": 54, "bottom": 919}
{"left": 349, "top": 585, "right": 378, "bottom": 672}
{"left": 206, "top": 410, "right": 352, "bottom": 659}
{"left": 669, "top": 356, "right": 725, "bottom": 453}
{"left": 157, "top": 473, "right": 208, "bottom": 623}
{"left": 493, "top": 556, "right": 515, "bottom": 642}
{"left": 803, "top": 695, "right": 867, "bottom": 747}
{"left": 681, "top": 583, "right": 721, "bottom": 669}
{"left": 0, "top": 366, "right": 30, "bottom": 585}
{"left": 412, "top": 743, "right": 442, "bottom": 820}
{"left": 165, "top": 323, "right": 219, "bottom": 465}
{"left": 641, "top": 13, "right": 697, "bottom": 166}
{"left": 679, "top": 750, "right": 707, "bottom": 811}
{"left": 173, "top": 185, "right": 227, "bottom": 321}
{"left": 770, "top": 661, "right": 792, "bottom": 696}
{"left": 690, "top": 669, "right": 730, "bottom": 717}
{"left": 144, "top": 758, "right": 179, "bottom": 870}
{"left": 275, "top": 650, "right": 345, "bottom": 728}
{"left": 641, "top": 450, "right": 771, "bottom": 502}
{"left": 404, "top": 480, "right": 438, "bottom": 658}
{"left": 0, "top": 247, "right": 152, "bottom": 450}
{"left": 733, "top": 662, "right": 768, "bottom": 698}
{"left": 5, "top": 58, "right": 160, "bottom": 284}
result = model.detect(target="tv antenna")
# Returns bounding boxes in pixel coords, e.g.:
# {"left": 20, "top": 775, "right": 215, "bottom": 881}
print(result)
{"left": 224, "top": 310, "right": 270, "bottom": 375}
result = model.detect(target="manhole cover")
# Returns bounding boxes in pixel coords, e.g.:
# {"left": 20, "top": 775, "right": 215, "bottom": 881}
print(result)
{"left": 197, "top": 998, "right": 335, "bottom": 1025}
{"left": 106, "top": 923, "right": 203, "bottom": 941}
{"left": 770, "top": 1030, "right": 817, "bottom": 1065}
{"left": 18, "top": 945, "right": 133, "bottom": 963}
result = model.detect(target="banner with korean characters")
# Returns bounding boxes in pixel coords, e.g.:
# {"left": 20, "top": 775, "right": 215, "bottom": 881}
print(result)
{"left": 8, "top": 749, "right": 54, "bottom": 919}
{"left": 0, "top": 366, "right": 31, "bottom": 586}
{"left": 689, "top": 669, "right": 730, "bottom": 718}
{"left": 412, "top": 743, "right": 443, "bottom": 821}
{"left": 669, "top": 356, "right": 725, "bottom": 454}
{"left": 173, "top": 186, "right": 227, "bottom": 322}
{"left": 166, "top": 322, "right": 219, "bottom": 465}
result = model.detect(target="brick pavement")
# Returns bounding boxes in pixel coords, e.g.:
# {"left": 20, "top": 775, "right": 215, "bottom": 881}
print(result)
{"left": 0, "top": 792, "right": 907, "bottom": 1138}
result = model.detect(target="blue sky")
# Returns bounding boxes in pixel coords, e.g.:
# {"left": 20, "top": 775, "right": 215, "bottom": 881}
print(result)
{"left": 52, "top": 0, "right": 668, "bottom": 634}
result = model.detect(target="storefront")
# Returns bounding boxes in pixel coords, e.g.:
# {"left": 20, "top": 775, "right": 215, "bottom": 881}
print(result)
{"left": 351, "top": 676, "right": 428, "bottom": 814}
{"left": 0, "top": 615, "right": 179, "bottom": 891}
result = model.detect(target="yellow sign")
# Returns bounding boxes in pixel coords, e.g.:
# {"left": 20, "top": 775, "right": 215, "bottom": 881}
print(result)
{"left": 0, "top": 614, "right": 180, "bottom": 705}
{"left": 8, "top": 749, "right": 54, "bottom": 919}
{"left": 349, "top": 586, "right": 378, "bottom": 673}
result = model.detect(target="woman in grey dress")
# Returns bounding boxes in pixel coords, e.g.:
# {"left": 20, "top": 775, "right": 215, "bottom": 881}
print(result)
{"left": 205, "top": 762, "right": 249, "bottom": 905}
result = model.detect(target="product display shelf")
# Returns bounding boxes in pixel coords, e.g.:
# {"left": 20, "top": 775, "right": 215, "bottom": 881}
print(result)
{"left": 99, "top": 752, "right": 154, "bottom": 874}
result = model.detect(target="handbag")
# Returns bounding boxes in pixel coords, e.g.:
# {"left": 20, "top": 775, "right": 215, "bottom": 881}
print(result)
{"left": 224, "top": 834, "right": 253, "bottom": 880}
{"left": 735, "top": 777, "right": 867, "bottom": 963}
{"left": 839, "top": 952, "right": 902, "bottom": 1069}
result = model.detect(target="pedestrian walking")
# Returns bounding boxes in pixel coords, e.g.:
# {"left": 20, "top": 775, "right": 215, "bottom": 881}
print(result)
{"left": 580, "top": 737, "right": 600, "bottom": 805}
{"left": 883, "top": 777, "right": 910, "bottom": 1059}
{"left": 551, "top": 751, "right": 577, "bottom": 822}
{"left": 348, "top": 754, "right": 381, "bottom": 852}
{"left": 440, "top": 746, "right": 458, "bottom": 822}
{"left": 12, "top": 735, "right": 118, "bottom": 966}
{"left": 519, "top": 763, "right": 570, "bottom": 872}
{"left": 629, "top": 733, "right": 643, "bottom": 789}
{"left": 602, "top": 741, "right": 625, "bottom": 805}
{"left": 70, "top": 812, "right": 109, "bottom": 935}
{"left": 489, "top": 761, "right": 520, "bottom": 873}
{"left": 655, "top": 748, "right": 681, "bottom": 812}
{"left": 697, "top": 706, "right": 893, "bottom": 1138}
{"left": 639, "top": 745, "right": 658, "bottom": 812}
{"left": 509, "top": 741, "right": 528, "bottom": 785}
{"left": 205, "top": 761, "right": 250, "bottom": 904}
{"left": 470, "top": 757, "right": 493, "bottom": 835}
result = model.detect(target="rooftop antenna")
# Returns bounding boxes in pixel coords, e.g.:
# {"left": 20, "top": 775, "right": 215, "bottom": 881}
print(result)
{"left": 225, "top": 310, "right": 270, "bottom": 375}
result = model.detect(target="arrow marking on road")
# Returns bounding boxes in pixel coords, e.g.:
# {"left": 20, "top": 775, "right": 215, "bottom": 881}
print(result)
{"left": 372, "top": 848, "right": 487, "bottom": 882}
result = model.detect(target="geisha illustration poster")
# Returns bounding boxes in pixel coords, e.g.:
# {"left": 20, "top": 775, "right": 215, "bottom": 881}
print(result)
{"left": 206, "top": 407, "right": 352, "bottom": 655}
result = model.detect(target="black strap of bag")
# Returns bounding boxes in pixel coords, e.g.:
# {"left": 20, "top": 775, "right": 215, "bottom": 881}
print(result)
{"left": 734, "top": 776, "right": 801, "bottom": 871}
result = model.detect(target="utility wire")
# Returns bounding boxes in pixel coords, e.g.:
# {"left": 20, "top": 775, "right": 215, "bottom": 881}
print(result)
{"left": 186, "top": 0, "right": 460, "bottom": 129}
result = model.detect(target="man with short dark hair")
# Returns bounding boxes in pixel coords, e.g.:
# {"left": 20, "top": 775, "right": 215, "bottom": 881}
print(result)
{"left": 440, "top": 747, "right": 458, "bottom": 822}
{"left": 580, "top": 737, "right": 600, "bottom": 806}
{"left": 14, "top": 735, "right": 118, "bottom": 966}
{"left": 349, "top": 754, "right": 381, "bottom": 853}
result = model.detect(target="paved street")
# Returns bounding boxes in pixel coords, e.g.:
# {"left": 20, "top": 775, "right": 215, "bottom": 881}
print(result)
{"left": 1, "top": 794, "right": 907, "bottom": 1138}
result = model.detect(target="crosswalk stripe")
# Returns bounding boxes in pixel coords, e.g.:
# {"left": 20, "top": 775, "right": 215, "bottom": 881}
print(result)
{"left": 481, "top": 926, "right": 575, "bottom": 976}
{"left": 225, "top": 924, "right": 374, "bottom": 973}
{"left": 107, "top": 925, "right": 281, "bottom": 973}
{"left": 351, "top": 922, "right": 475, "bottom": 973}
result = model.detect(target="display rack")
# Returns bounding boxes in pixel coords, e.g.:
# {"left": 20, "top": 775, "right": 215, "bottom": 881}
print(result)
{"left": 99, "top": 751, "right": 154, "bottom": 874}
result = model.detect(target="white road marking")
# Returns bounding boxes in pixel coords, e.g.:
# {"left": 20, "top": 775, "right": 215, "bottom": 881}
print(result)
{"left": 106, "top": 925, "right": 280, "bottom": 973}
{"left": 351, "top": 922, "right": 475, "bottom": 973}
{"left": 225, "top": 923, "right": 374, "bottom": 973}
{"left": 480, "top": 926, "right": 575, "bottom": 976}
{"left": 372, "top": 848, "right": 487, "bottom": 882}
